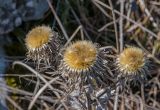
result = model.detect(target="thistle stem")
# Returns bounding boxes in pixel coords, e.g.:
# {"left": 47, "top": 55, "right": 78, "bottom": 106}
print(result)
{"left": 114, "top": 86, "right": 119, "bottom": 110}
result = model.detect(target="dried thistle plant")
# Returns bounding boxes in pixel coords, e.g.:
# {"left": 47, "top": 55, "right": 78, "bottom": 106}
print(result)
{"left": 60, "top": 40, "right": 108, "bottom": 86}
{"left": 58, "top": 40, "right": 111, "bottom": 109}
{"left": 116, "top": 46, "right": 148, "bottom": 82}
{"left": 25, "top": 25, "right": 60, "bottom": 67}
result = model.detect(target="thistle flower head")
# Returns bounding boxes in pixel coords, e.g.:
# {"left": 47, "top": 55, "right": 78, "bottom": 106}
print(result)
{"left": 25, "top": 25, "right": 53, "bottom": 51}
{"left": 60, "top": 40, "right": 108, "bottom": 89}
{"left": 63, "top": 40, "right": 97, "bottom": 72}
{"left": 25, "top": 25, "right": 60, "bottom": 65}
{"left": 117, "top": 47, "right": 147, "bottom": 77}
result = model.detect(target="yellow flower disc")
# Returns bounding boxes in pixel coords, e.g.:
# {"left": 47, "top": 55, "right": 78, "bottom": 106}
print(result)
{"left": 118, "top": 47, "right": 145, "bottom": 74}
{"left": 25, "top": 26, "right": 52, "bottom": 50}
{"left": 63, "top": 41, "right": 97, "bottom": 71}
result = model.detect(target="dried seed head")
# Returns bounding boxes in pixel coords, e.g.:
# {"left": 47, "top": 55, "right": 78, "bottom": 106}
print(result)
{"left": 59, "top": 40, "right": 108, "bottom": 91}
{"left": 117, "top": 47, "right": 147, "bottom": 78}
{"left": 60, "top": 40, "right": 108, "bottom": 86}
{"left": 25, "top": 25, "right": 60, "bottom": 65}
{"left": 25, "top": 25, "right": 53, "bottom": 51}
{"left": 63, "top": 40, "right": 97, "bottom": 72}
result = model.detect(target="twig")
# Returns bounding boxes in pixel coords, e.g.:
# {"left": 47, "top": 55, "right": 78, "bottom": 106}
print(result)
{"left": 46, "top": 0, "right": 69, "bottom": 40}
{"left": 64, "top": 25, "right": 82, "bottom": 47}
{"left": 94, "top": 0, "right": 119, "bottom": 52}
{"left": 108, "top": 0, "right": 119, "bottom": 52}
{"left": 28, "top": 77, "right": 59, "bottom": 110}
{"left": 93, "top": 0, "right": 158, "bottom": 38}
{"left": 33, "top": 76, "right": 40, "bottom": 96}
{"left": 52, "top": 0, "right": 61, "bottom": 28}
{"left": 98, "top": 19, "right": 119, "bottom": 32}
{"left": 0, "top": 83, "right": 57, "bottom": 103}
{"left": 114, "top": 87, "right": 119, "bottom": 110}
{"left": 91, "top": 0, "right": 112, "bottom": 19}
{"left": 141, "top": 83, "right": 145, "bottom": 110}
{"left": 65, "top": 0, "right": 91, "bottom": 40}
{"left": 119, "top": 0, "right": 124, "bottom": 52}
{"left": 80, "top": 27, "right": 84, "bottom": 40}
{"left": 135, "top": 38, "right": 160, "bottom": 64}
{"left": 138, "top": 0, "right": 158, "bottom": 28}
{"left": 5, "top": 95, "right": 23, "bottom": 110}
{"left": 13, "top": 61, "right": 61, "bottom": 98}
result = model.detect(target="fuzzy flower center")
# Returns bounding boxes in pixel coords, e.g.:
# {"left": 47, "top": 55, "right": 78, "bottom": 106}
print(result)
{"left": 118, "top": 47, "right": 145, "bottom": 73}
{"left": 64, "top": 41, "right": 97, "bottom": 71}
{"left": 25, "top": 26, "right": 52, "bottom": 50}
